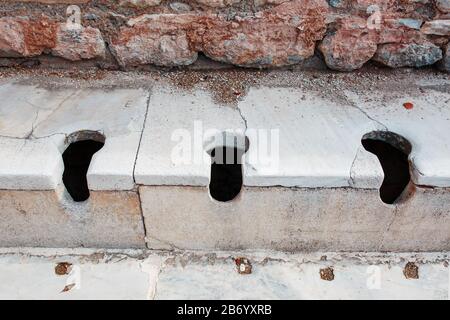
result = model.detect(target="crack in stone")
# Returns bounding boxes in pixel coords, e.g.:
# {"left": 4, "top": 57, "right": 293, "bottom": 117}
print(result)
{"left": 351, "top": 103, "right": 388, "bottom": 131}
{"left": 378, "top": 205, "right": 398, "bottom": 252}
{"left": 236, "top": 103, "right": 248, "bottom": 131}
{"left": 348, "top": 147, "right": 359, "bottom": 187}
{"left": 132, "top": 90, "right": 152, "bottom": 185}
{"left": 32, "top": 132, "right": 67, "bottom": 140}
{"left": 140, "top": 256, "right": 163, "bottom": 300}
{"left": 133, "top": 90, "right": 152, "bottom": 250}
{"left": 344, "top": 94, "right": 390, "bottom": 188}
{"left": 28, "top": 90, "right": 81, "bottom": 138}
{"left": 24, "top": 108, "right": 40, "bottom": 139}
{"left": 1, "top": 90, "right": 80, "bottom": 141}
{"left": 409, "top": 157, "right": 425, "bottom": 177}
{"left": 344, "top": 93, "right": 389, "bottom": 131}
{"left": 0, "top": 134, "right": 28, "bottom": 140}
{"left": 146, "top": 235, "right": 182, "bottom": 251}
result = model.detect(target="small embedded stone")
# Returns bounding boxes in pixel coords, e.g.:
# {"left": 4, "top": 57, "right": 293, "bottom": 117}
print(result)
{"left": 320, "top": 267, "right": 334, "bottom": 281}
{"left": 403, "top": 262, "right": 419, "bottom": 279}
{"left": 396, "top": 18, "right": 423, "bottom": 30}
{"left": 52, "top": 24, "right": 106, "bottom": 61}
{"left": 170, "top": 2, "right": 192, "bottom": 12}
{"left": 421, "top": 20, "right": 450, "bottom": 36}
{"left": 235, "top": 257, "right": 252, "bottom": 275}
{"left": 55, "top": 262, "right": 72, "bottom": 276}
{"left": 373, "top": 42, "right": 443, "bottom": 68}
{"left": 119, "top": 0, "right": 162, "bottom": 7}
{"left": 318, "top": 17, "right": 377, "bottom": 71}
{"left": 195, "top": 0, "right": 241, "bottom": 7}
{"left": 403, "top": 102, "right": 414, "bottom": 110}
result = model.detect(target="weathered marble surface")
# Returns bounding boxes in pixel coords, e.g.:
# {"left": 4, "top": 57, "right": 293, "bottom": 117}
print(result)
{"left": 0, "top": 249, "right": 447, "bottom": 300}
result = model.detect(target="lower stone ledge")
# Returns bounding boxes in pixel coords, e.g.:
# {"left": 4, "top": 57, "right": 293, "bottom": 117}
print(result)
{"left": 0, "top": 189, "right": 146, "bottom": 248}
{"left": 1, "top": 185, "right": 449, "bottom": 251}
{"left": 140, "top": 186, "right": 450, "bottom": 252}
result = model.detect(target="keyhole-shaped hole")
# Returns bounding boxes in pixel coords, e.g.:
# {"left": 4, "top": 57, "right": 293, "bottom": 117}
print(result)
{"left": 207, "top": 135, "right": 249, "bottom": 202}
{"left": 361, "top": 131, "right": 412, "bottom": 204}
{"left": 62, "top": 131, "right": 105, "bottom": 202}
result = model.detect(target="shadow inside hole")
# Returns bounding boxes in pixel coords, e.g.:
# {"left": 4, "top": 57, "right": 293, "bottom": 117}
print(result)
{"left": 62, "top": 139, "right": 104, "bottom": 202}
{"left": 209, "top": 146, "right": 246, "bottom": 202}
{"left": 361, "top": 131, "right": 412, "bottom": 204}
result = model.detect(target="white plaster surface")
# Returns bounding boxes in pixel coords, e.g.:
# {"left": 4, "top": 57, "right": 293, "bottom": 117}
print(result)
{"left": 0, "top": 250, "right": 447, "bottom": 300}
{"left": 240, "top": 87, "right": 384, "bottom": 187}
{"left": 2, "top": 80, "right": 450, "bottom": 190}
{"left": 344, "top": 87, "right": 450, "bottom": 187}
{"left": 0, "top": 82, "right": 149, "bottom": 190}
{"left": 157, "top": 260, "right": 448, "bottom": 300}
{"left": 134, "top": 84, "right": 450, "bottom": 188}
{"left": 0, "top": 137, "right": 63, "bottom": 189}
{"left": 135, "top": 86, "right": 384, "bottom": 188}
{"left": 0, "top": 255, "right": 149, "bottom": 300}
{"left": 134, "top": 87, "right": 245, "bottom": 186}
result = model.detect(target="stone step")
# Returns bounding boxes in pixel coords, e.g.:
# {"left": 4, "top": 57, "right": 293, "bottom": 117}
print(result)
{"left": 0, "top": 70, "right": 449, "bottom": 251}
{"left": 0, "top": 249, "right": 448, "bottom": 300}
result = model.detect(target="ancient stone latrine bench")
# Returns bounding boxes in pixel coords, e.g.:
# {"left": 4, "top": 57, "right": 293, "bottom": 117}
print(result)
{"left": 0, "top": 78, "right": 449, "bottom": 251}
{"left": 0, "top": 0, "right": 449, "bottom": 254}
{"left": 0, "top": 84, "right": 148, "bottom": 248}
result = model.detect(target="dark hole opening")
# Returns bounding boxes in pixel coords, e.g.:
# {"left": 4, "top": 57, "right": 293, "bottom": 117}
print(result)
{"left": 62, "top": 139, "right": 104, "bottom": 202}
{"left": 361, "top": 132, "right": 411, "bottom": 204}
{"left": 209, "top": 146, "right": 246, "bottom": 202}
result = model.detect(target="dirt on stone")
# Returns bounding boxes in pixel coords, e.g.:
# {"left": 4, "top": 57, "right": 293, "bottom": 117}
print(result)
{"left": 0, "top": 66, "right": 448, "bottom": 107}
{"left": 61, "top": 283, "right": 76, "bottom": 293}
{"left": 166, "top": 69, "right": 263, "bottom": 104}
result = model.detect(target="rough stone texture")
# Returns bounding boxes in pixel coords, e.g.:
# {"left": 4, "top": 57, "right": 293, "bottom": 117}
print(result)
{"left": 318, "top": 17, "right": 377, "bottom": 71}
{"left": 195, "top": 0, "right": 241, "bottom": 7}
{"left": 52, "top": 24, "right": 106, "bottom": 61}
{"left": 436, "top": 0, "right": 450, "bottom": 13}
{"left": 0, "top": 190, "right": 146, "bottom": 248}
{"left": 200, "top": 0, "right": 328, "bottom": 67}
{"left": 0, "top": 0, "right": 448, "bottom": 70}
{"left": 421, "top": 20, "right": 450, "bottom": 36}
{"left": 377, "top": 14, "right": 426, "bottom": 44}
{"left": 0, "top": 17, "right": 105, "bottom": 61}
{"left": 373, "top": 42, "right": 443, "bottom": 68}
{"left": 140, "top": 186, "right": 450, "bottom": 252}
{"left": 110, "top": 15, "right": 199, "bottom": 67}
{"left": 119, "top": 0, "right": 162, "bottom": 7}
{"left": 381, "top": 187, "right": 450, "bottom": 251}
{"left": 0, "top": 18, "right": 26, "bottom": 57}
{"left": 0, "top": 16, "right": 56, "bottom": 57}
{"left": 318, "top": 13, "right": 430, "bottom": 71}
{"left": 110, "top": 0, "right": 329, "bottom": 67}
{"left": 169, "top": 2, "right": 193, "bottom": 12}
{"left": 439, "top": 42, "right": 450, "bottom": 71}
